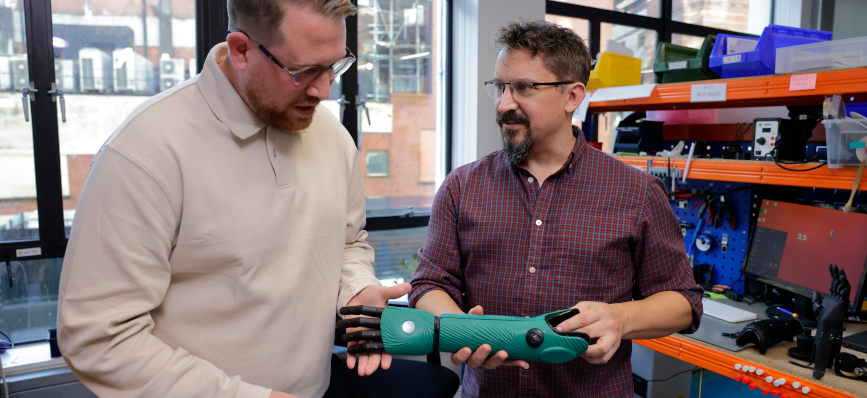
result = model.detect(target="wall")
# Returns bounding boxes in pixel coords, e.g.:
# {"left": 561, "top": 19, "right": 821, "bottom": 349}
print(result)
{"left": 832, "top": 0, "right": 867, "bottom": 40}
{"left": 451, "top": 0, "right": 545, "bottom": 169}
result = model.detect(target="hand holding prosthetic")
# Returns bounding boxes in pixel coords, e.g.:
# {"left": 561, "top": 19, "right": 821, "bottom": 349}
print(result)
{"left": 811, "top": 264, "right": 850, "bottom": 379}
{"left": 338, "top": 306, "right": 590, "bottom": 364}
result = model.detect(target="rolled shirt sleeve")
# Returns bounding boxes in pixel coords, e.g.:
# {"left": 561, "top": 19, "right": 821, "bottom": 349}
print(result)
{"left": 633, "top": 176, "right": 704, "bottom": 334}
{"left": 409, "top": 172, "right": 466, "bottom": 309}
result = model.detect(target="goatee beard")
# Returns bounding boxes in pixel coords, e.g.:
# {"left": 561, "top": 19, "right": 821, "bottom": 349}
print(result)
{"left": 497, "top": 111, "right": 533, "bottom": 164}
{"left": 244, "top": 73, "right": 319, "bottom": 132}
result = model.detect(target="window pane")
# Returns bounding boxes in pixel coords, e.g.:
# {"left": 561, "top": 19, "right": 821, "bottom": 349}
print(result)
{"left": 366, "top": 150, "right": 389, "bottom": 177}
{"left": 544, "top": 14, "right": 590, "bottom": 44}
{"left": 551, "top": 0, "right": 661, "bottom": 18}
{"left": 0, "top": 258, "right": 63, "bottom": 344}
{"left": 672, "top": 33, "right": 705, "bottom": 50}
{"left": 673, "top": 0, "right": 771, "bottom": 35}
{"left": 0, "top": 0, "right": 39, "bottom": 242}
{"left": 357, "top": 0, "right": 440, "bottom": 218}
{"left": 367, "top": 226, "right": 426, "bottom": 283}
{"left": 51, "top": 0, "right": 197, "bottom": 238}
{"left": 600, "top": 23, "right": 658, "bottom": 84}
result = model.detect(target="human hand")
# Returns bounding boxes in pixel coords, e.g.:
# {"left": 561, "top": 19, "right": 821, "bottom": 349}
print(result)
{"left": 449, "top": 305, "right": 529, "bottom": 370}
{"left": 269, "top": 391, "right": 298, "bottom": 398}
{"left": 553, "top": 301, "right": 624, "bottom": 364}
{"left": 813, "top": 264, "right": 851, "bottom": 328}
{"left": 345, "top": 283, "right": 412, "bottom": 376}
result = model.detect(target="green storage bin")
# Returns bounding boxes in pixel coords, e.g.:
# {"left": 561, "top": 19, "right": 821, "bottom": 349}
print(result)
{"left": 653, "top": 35, "right": 720, "bottom": 83}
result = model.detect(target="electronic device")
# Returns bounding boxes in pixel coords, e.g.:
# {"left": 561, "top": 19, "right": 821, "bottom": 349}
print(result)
{"left": 78, "top": 47, "right": 112, "bottom": 92}
{"left": 843, "top": 330, "right": 867, "bottom": 354}
{"left": 702, "top": 297, "right": 758, "bottom": 323}
{"left": 159, "top": 58, "right": 186, "bottom": 92}
{"left": 743, "top": 199, "right": 867, "bottom": 318}
{"left": 113, "top": 48, "right": 154, "bottom": 92}
{"left": 752, "top": 118, "right": 781, "bottom": 160}
{"left": 54, "top": 58, "right": 75, "bottom": 92}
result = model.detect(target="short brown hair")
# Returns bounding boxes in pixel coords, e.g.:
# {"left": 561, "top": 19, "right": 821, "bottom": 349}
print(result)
{"left": 493, "top": 20, "right": 591, "bottom": 86}
{"left": 228, "top": 0, "right": 357, "bottom": 46}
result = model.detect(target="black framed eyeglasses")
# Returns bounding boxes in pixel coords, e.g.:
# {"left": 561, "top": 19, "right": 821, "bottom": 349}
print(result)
{"left": 484, "top": 80, "right": 576, "bottom": 100}
{"left": 228, "top": 29, "right": 356, "bottom": 88}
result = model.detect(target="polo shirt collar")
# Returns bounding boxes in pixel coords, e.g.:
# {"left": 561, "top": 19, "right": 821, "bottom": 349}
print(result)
{"left": 198, "top": 43, "right": 266, "bottom": 140}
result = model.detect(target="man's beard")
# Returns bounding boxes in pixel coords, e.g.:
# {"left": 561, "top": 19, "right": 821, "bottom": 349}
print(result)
{"left": 497, "top": 111, "right": 533, "bottom": 164}
{"left": 244, "top": 73, "right": 320, "bottom": 132}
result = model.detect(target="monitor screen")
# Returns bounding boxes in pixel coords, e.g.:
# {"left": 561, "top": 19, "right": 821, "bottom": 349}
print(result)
{"left": 744, "top": 200, "right": 867, "bottom": 311}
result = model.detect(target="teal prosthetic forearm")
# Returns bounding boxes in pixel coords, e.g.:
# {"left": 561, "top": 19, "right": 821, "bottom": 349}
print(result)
{"left": 338, "top": 306, "right": 590, "bottom": 364}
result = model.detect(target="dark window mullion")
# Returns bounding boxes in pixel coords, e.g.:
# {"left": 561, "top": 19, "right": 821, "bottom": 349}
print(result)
{"left": 25, "top": 0, "right": 64, "bottom": 250}
{"left": 343, "top": 13, "right": 359, "bottom": 145}
{"left": 196, "top": 0, "right": 229, "bottom": 74}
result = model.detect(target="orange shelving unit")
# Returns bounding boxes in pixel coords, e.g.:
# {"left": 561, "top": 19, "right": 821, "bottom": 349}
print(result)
{"left": 617, "top": 156, "right": 867, "bottom": 191}
{"left": 635, "top": 337, "right": 858, "bottom": 398}
{"left": 588, "top": 67, "right": 867, "bottom": 113}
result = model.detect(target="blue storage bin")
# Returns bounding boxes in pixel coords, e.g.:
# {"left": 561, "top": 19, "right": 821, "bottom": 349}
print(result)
{"left": 709, "top": 25, "right": 832, "bottom": 78}
{"left": 845, "top": 102, "right": 867, "bottom": 118}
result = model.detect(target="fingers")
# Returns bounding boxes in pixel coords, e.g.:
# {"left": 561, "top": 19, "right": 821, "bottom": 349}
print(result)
{"left": 468, "top": 305, "right": 484, "bottom": 315}
{"left": 465, "top": 344, "right": 493, "bottom": 368}
{"left": 383, "top": 283, "right": 412, "bottom": 301}
{"left": 346, "top": 343, "right": 357, "bottom": 369}
{"left": 356, "top": 352, "right": 369, "bottom": 376}
{"left": 556, "top": 309, "right": 596, "bottom": 332}
{"left": 339, "top": 306, "right": 384, "bottom": 317}
{"left": 347, "top": 342, "right": 385, "bottom": 354}
{"left": 451, "top": 347, "right": 472, "bottom": 366}
{"left": 360, "top": 352, "right": 382, "bottom": 376}
{"left": 337, "top": 317, "right": 381, "bottom": 329}
{"left": 582, "top": 335, "right": 620, "bottom": 364}
{"left": 342, "top": 330, "right": 382, "bottom": 343}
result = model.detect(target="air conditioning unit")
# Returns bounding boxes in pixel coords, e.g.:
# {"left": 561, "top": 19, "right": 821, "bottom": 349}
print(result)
{"left": 9, "top": 54, "right": 29, "bottom": 90}
{"left": 113, "top": 48, "right": 153, "bottom": 92}
{"left": 54, "top": 58, "right": 75, "bottom": 92}
{"left": 78, "top": 48, "right": 112, "bottom": 92}
{"left": 159, "top": 58, "right": 185, "bottom": 92}
{"left": 0, "top": 55, "right": 10, "bottom": 91}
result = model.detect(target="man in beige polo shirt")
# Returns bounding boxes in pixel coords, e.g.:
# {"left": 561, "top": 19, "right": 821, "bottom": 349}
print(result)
{"left": 56, "top": 1, "right": 408, "bottom": 397}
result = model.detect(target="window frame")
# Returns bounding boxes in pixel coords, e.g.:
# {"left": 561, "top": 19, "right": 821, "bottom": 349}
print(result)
{"left": 0, "top": 0, "right": 452, "bottom": 261}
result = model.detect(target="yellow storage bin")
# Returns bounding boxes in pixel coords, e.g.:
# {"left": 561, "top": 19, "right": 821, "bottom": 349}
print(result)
{"left": 586, "top": 52, "right": 642, "bottom": 90}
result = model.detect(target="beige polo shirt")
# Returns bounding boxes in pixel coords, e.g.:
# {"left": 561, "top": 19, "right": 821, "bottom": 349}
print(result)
{"left": 57, "top": 43, "right": 381, "bottom": 398}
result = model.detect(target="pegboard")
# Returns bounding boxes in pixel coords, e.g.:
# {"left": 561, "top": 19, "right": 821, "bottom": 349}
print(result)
{"left": 670, "top": 179, "right": 752, "bottom": 295}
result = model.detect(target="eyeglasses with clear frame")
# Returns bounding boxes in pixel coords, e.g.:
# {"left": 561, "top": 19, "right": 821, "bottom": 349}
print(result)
{"left": 484, "top": 80, "right": 576, "bottom": 100}
{"left": 228, "top": 29, "right": 356, "bottom": 87}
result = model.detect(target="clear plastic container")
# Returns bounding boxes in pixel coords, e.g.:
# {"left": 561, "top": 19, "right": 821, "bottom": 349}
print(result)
{"left": 821, "top": 119, "right": 867, "bottom": 168}
{"left": 775, "top": 36, "right": 867, "bottom": 73}
{"left": 710, "top": 25, "right": 831, "bottom": 79}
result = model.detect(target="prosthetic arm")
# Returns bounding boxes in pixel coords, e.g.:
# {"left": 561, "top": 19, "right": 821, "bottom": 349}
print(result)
{"left": 811, "top": 264, "right": 850, "bottom": 379}
{"left": 337, "top": 306, "right": 591, "bottom": 364}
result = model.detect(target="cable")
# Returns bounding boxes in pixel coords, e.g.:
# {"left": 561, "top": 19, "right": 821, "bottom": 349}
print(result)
{"left": 698, "top": 368, "right": 703, "bottom": 398}
{"left": 644, "top": 367, "right": 697, "bottom": 382}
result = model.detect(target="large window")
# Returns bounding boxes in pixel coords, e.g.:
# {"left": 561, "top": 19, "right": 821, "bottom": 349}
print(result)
{"left": 51, "top": 0, "right": 198, "bottom": 239}
{"left": 0, "top": 0, "right": 38, "bottom": 243}
{"left": 600, "top": 22, "right": 657, "bottom": 84}
{"left": 552, "top": 0, "right": 661, "bottom": 18}
{"left": 0, "top": 0, "right": 451, "bottom": 339}
{"left": 356, "top": 0, "right": 441, "bottom": 219}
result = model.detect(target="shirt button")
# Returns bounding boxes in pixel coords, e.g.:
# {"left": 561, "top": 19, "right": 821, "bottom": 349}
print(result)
{"left": 528, "top": 177, "right": 534, "bottom": 183}
{"left": 535, "top": 220, "right": 542, "bottom": 226}
{"left": 523, "top": 363, "right": 530, "bottom": 370}
{"left": 528, "top": 267, "right": 536, "bottom": 274}
{"left": 273, "top": 148, "right": 277, "bottom": 157}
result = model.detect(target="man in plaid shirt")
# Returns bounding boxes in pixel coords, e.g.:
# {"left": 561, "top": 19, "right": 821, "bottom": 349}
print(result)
{"left": 408, "top": 20, "right": 703, "bottom": 397}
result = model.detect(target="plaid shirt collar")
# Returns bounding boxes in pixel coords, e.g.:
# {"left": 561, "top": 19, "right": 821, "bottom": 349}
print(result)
{"left": 507, "top": 125, "right": 587, "bottom": 177}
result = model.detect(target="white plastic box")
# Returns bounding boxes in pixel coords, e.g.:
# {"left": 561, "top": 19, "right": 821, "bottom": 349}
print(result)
{"left": 821, "top": 119, "right": 867, "bottom": 168}
{"left": 776, "top": 36, "right": 867, "bottom": 74}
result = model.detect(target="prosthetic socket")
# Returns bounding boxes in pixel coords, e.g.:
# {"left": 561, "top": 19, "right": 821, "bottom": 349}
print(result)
{"left": 338, "top": 306, "right": 591, "bottom": 364}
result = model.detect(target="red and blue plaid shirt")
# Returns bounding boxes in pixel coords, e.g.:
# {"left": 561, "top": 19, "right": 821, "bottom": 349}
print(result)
{"left": 409, "top": 127, "right": 703, "bottom": 397}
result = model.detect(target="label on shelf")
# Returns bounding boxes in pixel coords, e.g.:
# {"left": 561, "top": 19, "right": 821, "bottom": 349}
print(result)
{"left": 723, "top": 54, "right": 742, "bottom": 64}
{"left": 691, "top": 83, "right": 727, "bottom": 102}
{"left": 789, "top": 73, "right": 817, "bottom": 91}
{"left": 669, "top": 61, "right": 688, "bottom": 70}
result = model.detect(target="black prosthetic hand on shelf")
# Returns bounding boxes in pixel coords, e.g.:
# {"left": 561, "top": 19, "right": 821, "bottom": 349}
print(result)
{"left": 811, "top": 264, "right": 850, "bottom": 380}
